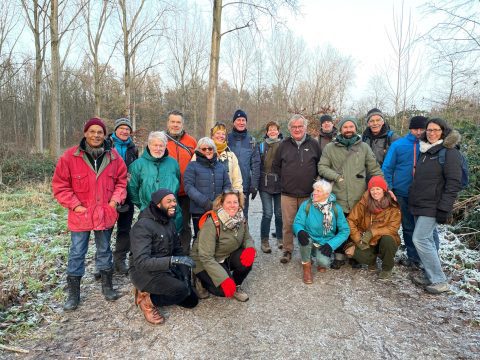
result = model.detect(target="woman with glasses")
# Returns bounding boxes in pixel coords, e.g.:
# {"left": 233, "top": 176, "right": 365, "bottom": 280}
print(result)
{"left": 408, "top": 118, "right": 463, "bottom": 294}
{"left": 344, "top": 176, "right": 401, "bottom": 279}
{"left": 191, "top": 190, "right": 255, "bottom": 302}
{"left": 184, "top": 137, "right": 231, "bottom": 238}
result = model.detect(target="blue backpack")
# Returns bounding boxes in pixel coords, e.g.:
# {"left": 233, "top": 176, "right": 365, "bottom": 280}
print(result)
{"left": 438, "top": 147, "right": 469, "bottom": 189}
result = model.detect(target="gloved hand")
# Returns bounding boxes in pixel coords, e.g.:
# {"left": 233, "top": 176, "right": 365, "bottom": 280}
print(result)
{"left": 240, "top": 247, "right": 256, "bottom": 267}
{"left": 204, "top": 201, "right": 213, "bottom": 211}
{"left": 297, "top": 230, "right": 310, "bottom": 246}
{"left": 436, "top": 210, "right": 449, "bottom": 224}
{"left": 220, "top": 277, "right": 236, "bottom": 297}
{"left": 358, "top": 230, "right": 373, "bottom": 250}
{"left": 170, "top": 256, "right": 195, "bottom": 268}
{"left": 250, "top": 187, "right": 258, "bottom": 200}
{"left": 319, "top": 243, "right": 333, "bottom": 257}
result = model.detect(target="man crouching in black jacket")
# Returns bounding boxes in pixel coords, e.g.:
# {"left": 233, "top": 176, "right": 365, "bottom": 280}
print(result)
{"left": 130, "top": 188, "right": 198, "bottom": 325}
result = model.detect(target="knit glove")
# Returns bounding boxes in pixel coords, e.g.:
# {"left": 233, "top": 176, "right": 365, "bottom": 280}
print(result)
{"left": 250, "top": 187, "right": 258, "bottom": 200}
{"left": 204, "top": 200, "right": 213, "bottom": 211}
{"left": 220, "top": 277, "right": 236, "bottom": 298}
{"left": 240, "top": 247, "right": 256, "bottom": 267}
{"left": 319, "top": 243, "right": 333, "bottom": 257}
{"left": 170, "top": 256, "right": 195, "bottom": 268}
{"left": 297, "top": 230, "right": 310, "bottom": 246}
{"left": 436, "top": 210, "right": 449, "bottom": 224}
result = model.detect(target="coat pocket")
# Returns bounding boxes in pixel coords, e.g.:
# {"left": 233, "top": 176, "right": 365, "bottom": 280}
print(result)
{"left": 72, "top": 173, "right": 89, "bottom": 193}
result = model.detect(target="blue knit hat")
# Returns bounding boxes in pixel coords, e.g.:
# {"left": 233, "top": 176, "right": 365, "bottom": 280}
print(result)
{"left": 151, "top": 188, "right": 174, "bottom": 204}
{"left": 232, "top": 109, "right": 247, "bottom": 122}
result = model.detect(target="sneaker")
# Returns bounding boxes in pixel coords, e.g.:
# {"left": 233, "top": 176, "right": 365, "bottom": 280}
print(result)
{"left": 233, "top": 286, "right": 249, "bottom": 302}
{"left": 280, "top": 251, "right": 292, "bottom": 264}
{"left": 425, "top": 282, "right": 450, "bottom": 295}
{"left": 195, "top": 278, "right": 210, "bottom": 299}
{"left": 400, "top": 258, "right": 422, "bottom": 270}
{"left": 410, "top": 273, "right": 431, "bottom": 287}
{"left": 260, "top": 239, "right": 272, "bottom": 254}
{"left": 378, "top": 270, "right": 392, "bottom": 279}
{"left": 330, "top": 259, "right": 345, "bottom": 270}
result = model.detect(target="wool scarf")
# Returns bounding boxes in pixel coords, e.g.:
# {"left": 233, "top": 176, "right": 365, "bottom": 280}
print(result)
{"left": 312, "top": 199, "right": 333, "bottom": 236}
{"left": 217, "top": 207, "right": 244, "bottom": 230}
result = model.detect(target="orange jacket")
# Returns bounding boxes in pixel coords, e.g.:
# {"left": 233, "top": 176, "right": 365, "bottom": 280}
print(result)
{"left": 166, "top": 132, "right": 197, "bottom": 196}
{"left": 347, "top": 191, "right": 401, "bottom": 246}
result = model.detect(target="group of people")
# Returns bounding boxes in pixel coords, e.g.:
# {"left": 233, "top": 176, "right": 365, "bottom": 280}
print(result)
{"left": 52, "top": 107, "right": 464, "bottom": 325}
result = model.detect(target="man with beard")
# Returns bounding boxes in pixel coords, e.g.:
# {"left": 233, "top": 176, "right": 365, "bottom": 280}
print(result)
{"left": 52, "top": 118, "right": 127, "bottom": 311}
{"left": 165, "top": 110, "right": 197, "bottom": 254}
{"left": 362, "top": 108, "right": 400, "bottom": 166}
{"left": 130, "top": 189, "right": 198, "bottom": 325}
{"left": 318, "top": 116, "right": 383, "bottom": 269}
{"left": 317, "top": 114, "right": 338, "bottom": 151}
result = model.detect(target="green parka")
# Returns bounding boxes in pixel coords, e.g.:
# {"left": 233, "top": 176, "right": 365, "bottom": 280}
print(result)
{"left": 317, "top": 137, "right": 383, "bottom": 213}
{"left": 191, "top": 215, "right": 254, "bottom": 287}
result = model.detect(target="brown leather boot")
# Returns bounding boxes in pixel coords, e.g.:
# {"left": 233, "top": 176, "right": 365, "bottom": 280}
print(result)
{"left": 134, "top": 288, "right": 165, "bottom": 325}
{"left": 302, "top": 262, "right": 313, "bottom": 284}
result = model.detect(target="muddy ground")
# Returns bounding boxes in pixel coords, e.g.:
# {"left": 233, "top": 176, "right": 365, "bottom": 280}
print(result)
{"left": 3, "top": 198, "right": 479, "bottom": 359}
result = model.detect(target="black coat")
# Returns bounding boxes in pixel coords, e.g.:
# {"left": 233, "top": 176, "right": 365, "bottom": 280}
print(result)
{"left": 259, "top": 140, "right": 282, "bottom": 194}
{"left": 408, "top": 130, "right": 463, "bottom": 218}
{"left": 129, "top": 204, "right": 183, "bottom": 291}
{"left": 107, "top": 133, "right": 138, "bottom": 167}
{"left": 272, "top": 135, "right": 322, "bottom": 198}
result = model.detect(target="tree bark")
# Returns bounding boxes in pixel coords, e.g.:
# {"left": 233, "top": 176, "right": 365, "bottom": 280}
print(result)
{"left": 50, "top": 0, "right": 61, "bottom": 158}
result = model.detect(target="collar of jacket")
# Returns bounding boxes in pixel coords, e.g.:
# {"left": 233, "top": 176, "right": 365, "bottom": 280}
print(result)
{"left": 142, "top": 202, "right": 171, "bottom": 224}
{"left": 319, "top": 127, "right": 337, "bottom": 139}
{"left": 74, "top": 138, "right": 113, "bottom": 156}
{"left": 166, "top": 129, "right": 185, "bottom": 141}
{"left": 334, "top": 134, "right": 362, "bottom": 147}
{"left": 142, "top": 146, "right": 170, "bottom": 162}
{"left": 195, "top": 150, "right": 218, "bottom": 166}
{"left": 362, "top": 123, "right": 391, "bottom": 139}
{"left": 231, "top": 129, "right": 248, "bottom": 139}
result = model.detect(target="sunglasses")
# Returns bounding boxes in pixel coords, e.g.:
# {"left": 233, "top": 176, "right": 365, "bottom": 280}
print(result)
{"left": 200, "top": 147, "right": 214, "bottom": 152}
{"left": 223, "top": 189, "right": 240, "bottom": 195}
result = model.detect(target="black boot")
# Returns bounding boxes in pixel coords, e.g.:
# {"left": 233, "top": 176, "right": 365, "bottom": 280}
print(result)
{"left": 64, "top": 275, "right": 81, "bottom": 311}
{"left": 114, "top": 258, "right": 129, "bottom": 275}
{"left": 100, "top": 268, "right": 119, "bottom": 301}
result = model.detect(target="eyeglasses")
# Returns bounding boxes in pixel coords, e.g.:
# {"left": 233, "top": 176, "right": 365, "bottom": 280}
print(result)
{"left": 200, "top": 147, "right": 214, "bottom": 152}
{"left": 290, "top": 125, "right": 304, "bottom": 130}
{"left": 426, "top": 128, "right": 442, "bottom": 133}
{"left": 368, "top": 119, "right": 383, "bottom": 124}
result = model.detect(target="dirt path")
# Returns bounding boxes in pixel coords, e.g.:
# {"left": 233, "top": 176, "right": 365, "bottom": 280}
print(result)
{"left": 3, "top": 198, "right": 479, "bottom": 359}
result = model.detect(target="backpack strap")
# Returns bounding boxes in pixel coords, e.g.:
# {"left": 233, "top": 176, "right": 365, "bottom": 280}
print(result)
{"left": 384, "top": 130, "right": 394, "bottom": 150}
{"left": 259, "top": 142, "right": 265, "bottom": 155}
{"left": 198, "top": 210, "right": 221, "bottom": 239}
{"left": 165, "top": 132, "right": 193, "bottom": 157}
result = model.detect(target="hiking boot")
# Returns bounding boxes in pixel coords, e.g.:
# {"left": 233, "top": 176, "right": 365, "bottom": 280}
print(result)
{"left": 302, "top": 262, "right": 313, "bottom": 284}
{"left": 261, "top": 238, "right": 272, "bottom": 254}
{"left": 410, "top": 273, "right": 431, "bottom": 287}
{"left": 63, "top": 275, "right": 81, "bottom": 311}
{"left": 400, "top": 258, "right": 422, "bottom": 270}
{"left": 134, "top": 288, "right": 165, "bottom": 324}
{"left": 233, "top": 286, "right": 249, "bottom": 302}
{"left": 378, "top": 270, "right": 392, "bottom": 279}
{"left": 349, "top": 258, "right": 362, "bottom": 269}
{"left": 277, "top": 239, "right": 283, "bottom": 249}
{"left": 280, "top": 251, "right": 292, "bottom": 264}
{"left": 100, "top": 268, "right": 119, "bottom": 301}
{"left": 93, "top": 269, "right": 101, "bottom": 281}
{"left": 331, "top": 259, "right": 345, "bottom": 270}
{"left": 425, "top": 282, "right": 450, "bottom": 295}
{"left": 114, "top": 258, "right": 129, "bottom": 275}
{"left": 317, "top": 266, "right": 327, "bottom": 273}
{"left": 194, "top": 277, "right": 210, "bottom": 299}
{"left": 368, "top": 264, "right": 377, "bottom": 272}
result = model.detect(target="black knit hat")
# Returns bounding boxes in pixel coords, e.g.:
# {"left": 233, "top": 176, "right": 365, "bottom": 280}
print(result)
{"left": 319, "top": 114, "right": 333, "bottom": 124}
{"left": 409, "top": 116, "right": 428, "bottom": 129}
{"left": 366, "top": 108, "right": 384, "bottom": 122}
{"left": 232, "top": 109, "right": 247, "bottom": 122}
{"left": 151, "top": 188, "right": 174, "bottom": 204}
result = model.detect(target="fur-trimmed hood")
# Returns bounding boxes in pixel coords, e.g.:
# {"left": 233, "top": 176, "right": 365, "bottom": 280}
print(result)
{"left": 443, "top": 129, "right": 461, "bottom": 149}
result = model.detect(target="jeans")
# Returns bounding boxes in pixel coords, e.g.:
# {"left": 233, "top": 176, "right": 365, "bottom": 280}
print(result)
{"left": 243, "top": 192, "right": 250, "bottom": 220}
{"left": 68, "top": 229, "right": 113, "bottom": 276}
{"left": 178, "top": 195, "right": 192, "bottom": 255}
{"left": 299, "top": 240, "right": 331, "bottom": 268}
{"left": 259, "top": 191, "right": 283, "bottom": 240}
{"left": 412, "top": 216, "right": 446, "bottom": 284}
{"left": 396, "top": 195, "right": 419, "bottom": 263}
{"left": 114, "top": 197, "right": 134, "bottom": 261}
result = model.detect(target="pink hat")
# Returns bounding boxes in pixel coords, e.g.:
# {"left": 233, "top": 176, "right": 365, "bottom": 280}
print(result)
{"left": 83, "top": 117, "right": 106, "bottom": 134}
{"left": 368, "top": 176, "right": 388, "bottom": 192}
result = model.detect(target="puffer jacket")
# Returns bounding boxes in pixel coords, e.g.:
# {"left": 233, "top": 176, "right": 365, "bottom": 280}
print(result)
{"left": 129, "top": 204, "right": 183, "bottom": 291}
{"left": 347, "top": 191, "right": 401, "bottom": 246}
{"left": 166, "top": 131, "right": 197, "bottom": 196}
{"left": 227, "top": 130, "right": 260, "bottom": 193}
{"left": 362, "top": 124, "right": 400, "bottom": 166}
{"left": 408, "top": 130, "right": 463, "bottom": 218}
{"left": 382, "top": 133, "right": 419, "bottom": 198}
{"left": 292, "top": 193, "right": 350, "bottom": 250}
{"left": 184, "top": 152, "right": 231, "bottom": 214}
{"left": 272, "top": 135, "right": 322, "bottom": 197}
{"left": 52, "top": 139, "right": 127, "bottom": 232}
{"left": 191, "top": 214, "right": 254, "bottom": 286}
{"left": 317, "top": 136, "right": 383, "bottom": 213}
{"left": 318, "top": 127, "right": 337, "bottom": 151}
{"left": 259, "top": 139, "right": 282, "bottom": 194}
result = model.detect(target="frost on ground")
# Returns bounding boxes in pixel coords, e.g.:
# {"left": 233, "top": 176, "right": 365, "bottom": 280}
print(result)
{"left": 1, "top": 198, "right": 479, "bottom": 360}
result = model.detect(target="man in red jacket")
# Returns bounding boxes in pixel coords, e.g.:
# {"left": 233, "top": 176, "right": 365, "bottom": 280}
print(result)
{"left": 52, "top": 118, "right": 127, "bottom": 311}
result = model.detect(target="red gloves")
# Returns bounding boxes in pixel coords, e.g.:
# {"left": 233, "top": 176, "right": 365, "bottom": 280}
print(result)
{"left": 240, "top": 247, "right": 256, "bottom": 267}
{"left": 220, "top": 277, "right": 236, "bottom": 297}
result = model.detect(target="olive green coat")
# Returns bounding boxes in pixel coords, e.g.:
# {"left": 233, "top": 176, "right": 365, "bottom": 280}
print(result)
{"left": 317, "top": 137, "right": 383, "bottom": 213}
{"left": 191, "top": 215, "right": 254, "bottom": 287}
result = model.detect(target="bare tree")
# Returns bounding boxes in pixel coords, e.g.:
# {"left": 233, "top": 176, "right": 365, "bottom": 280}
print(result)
{"left": 49, "top": 0, "right": 61, "bottom": 157}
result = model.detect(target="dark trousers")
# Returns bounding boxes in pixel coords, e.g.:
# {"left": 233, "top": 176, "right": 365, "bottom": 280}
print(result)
{"left": 178, "top": 195, "right": 192, "bottom": 255}
{"left": 243, "top": 193, "right": 250, "bottom": 221}
{"left": 396, "top": 195, "right": 420, "bottom": 263}
{"left": 196, "top": 247, "right": 252, "bottom": 297}
{"left": 191, "top": 213, "right": 202, "bottom": 239}
{"left": 353, "top": 235, "right": 398, "bottom": 271}
{"left": 113, "top": 197, "right": 134, "bottom": 261}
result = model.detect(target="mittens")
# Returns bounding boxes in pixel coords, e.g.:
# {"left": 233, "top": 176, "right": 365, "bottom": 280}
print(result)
{"left": 436, "top": 210, "right": 449, "bottom": 224}
{"left": 240, "top": 247, "right": 256, "bottom": 267}
{"left": 297, "top": 230, "right": 310, "bottom": 246}
{"left": 319, "top": 243, "right": 333, "bottom": 257}
{"left": 220, "top": 277, "right": 236, "bottom": 298}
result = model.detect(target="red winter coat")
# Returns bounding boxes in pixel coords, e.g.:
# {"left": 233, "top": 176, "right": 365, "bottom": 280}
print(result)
{"left": 52, "top": 144, "right": 127, "bottom": 232}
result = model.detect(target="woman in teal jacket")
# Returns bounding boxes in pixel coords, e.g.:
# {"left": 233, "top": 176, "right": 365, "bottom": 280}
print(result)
{"left": 293, "top": 179, "right": 350, "bottom": 284}
{"left": 128, "top": 131, "right": 182, "bottom": 231}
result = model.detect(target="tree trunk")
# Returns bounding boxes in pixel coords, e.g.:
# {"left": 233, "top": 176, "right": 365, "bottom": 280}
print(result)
{"left": 205, "top": 0, "right": 222, "bottom": 136}
{"left": 50, "top": 0, "right": 61, "bottom": 158}
{"left": 121, "top": 1, "right": 131, "bottom": 120}
{"left": 34, "top": 34, "right": 43, "bottom": 152}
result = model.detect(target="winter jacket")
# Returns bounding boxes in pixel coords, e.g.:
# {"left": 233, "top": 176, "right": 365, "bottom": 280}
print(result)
{"left": 191, "top": 215, "right": 254, "bottom": 286}
{"left": 408, "top": 130, "right": 463, "bottom": 218}
{"left": 317, "top": 136, "right": 383, "bottom": 213}
{"left": 227, "top": 130, "right": 261, "bottom": 193}
{"left": 347, "top": 191, "right": 401, "bottom": 246}
{"left": 127, "top": 147, "right": 182, "bottom": 230}
{"left": 52, "top": 140, "right": 127, "bottom": 232}
{"left": 292, "top": 193, "right": 350, "bottom": 250}
{"left": 362, "top": 124, "right": 400, "bottom": 166}
{"left": 166, "top": 131, "right": 197, "bottom": 196}
{"left": 259, "top": 139, "right": 282, "bottom": 194}
{"left": 382, "top": 133, "right": 419, "bottom": 198}
{"left": 184, "top": 152, "right": 231, "bottom": 215}
{"left": 107, "top": 133, "right": 138, "bottom": 167}
{"left": 272, "top": 135, "right": 322, "bottom": 197}
{"left": 129, "top": 204, "right": 183, "bottom": 291}
{"left": 318, "top": 128, "right": 337, "bottom": 151}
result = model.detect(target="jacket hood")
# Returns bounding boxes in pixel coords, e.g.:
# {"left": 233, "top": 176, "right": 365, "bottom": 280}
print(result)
{"left": 143, "top": 146, "right": 170, "bottom": 162}
{"left": 443, "top": 129, "right": 461, "bottom": 149}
